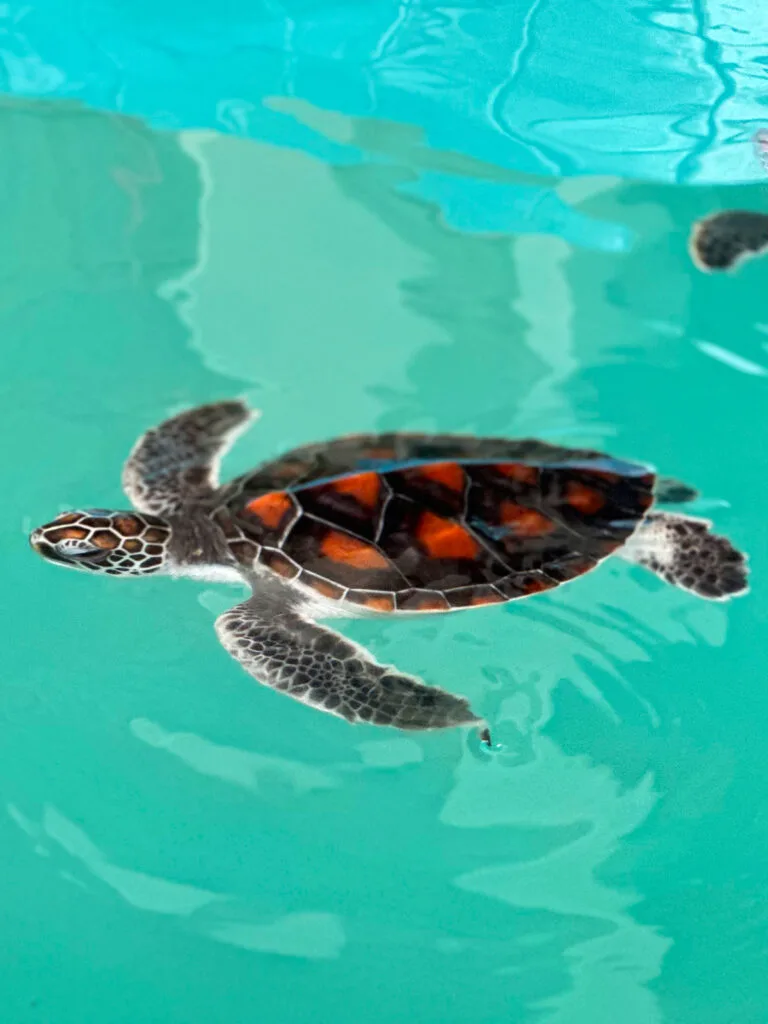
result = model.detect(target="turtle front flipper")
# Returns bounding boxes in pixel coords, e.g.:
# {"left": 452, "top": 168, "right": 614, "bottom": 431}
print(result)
{"left": 621, "top": 512, "right": 748, "bottom": 600}
{"left": 215, "top": 595, "right": 487, "bottom": 737}
{"left": 123, "top": 400, "right": 255, "bottom": 515}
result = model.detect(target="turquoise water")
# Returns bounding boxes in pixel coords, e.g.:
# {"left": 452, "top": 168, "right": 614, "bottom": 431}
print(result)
{"left": 4, "top": 69, "right": 768, "bottom": 1024}
{"left": 2, "top": 0, "right": 768, "bottom": 184}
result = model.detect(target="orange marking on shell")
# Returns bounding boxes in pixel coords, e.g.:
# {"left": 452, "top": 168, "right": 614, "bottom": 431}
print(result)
{"left": 416, "top": 511, "right": 480, "bottom": 560}
{"left": 566, "top": 481, "right": 606, "bottom": 514}
{"left": 500, "top": 502, "right": 555, "bottom": 538}
{"left": 143, "top": 527, "right": 167, "bottom": 543}
{"left": 496, "top": 463, "right": 539, "bottom": 485}
{"left": 362, "top": 594, "right": 396, "bottom": 612}
{"left": 411, "top": 597, "right": 449, "bottom": 611}
{"left": 47, "top": 526, "right": 88, "bottom": 542}
{"left": 471, "top": 590, "right": 505, "bottom": 606}
{"left": 123, "top": 539, "right": 142, "bottom": 553}
{"left": 347, "top": 591, "right": 396, "bottom": 612}
{"left": 320, "top": 531, "right": 390, "bottom": 570}
{"left": 261, "top": 549, "right": 299, "bottom": 580}
{"left": 92, "top": 530, "right": 119, "bottom": 550}
{"left": 329, "top": 471, "right": 381, "bottom": 509}
{"left": 246, "top": 491, "right": 293, "bottom": 529}
{"left": 305, "top": 575, "right": 345, "bottom": 600}
{"left": 55, "top": 513, "right": 80, "bottom": 525}
{"left": 561, "top": 557, "right": 598, "bottom": 579}
{"left": 115, "top": 516, "right": 142, "bottom": 537}
{"left": 523, "top": 576, "right": 557, "bottom": 594}
{"left": 411, "top": 462, "right": 465, "bottom": 493}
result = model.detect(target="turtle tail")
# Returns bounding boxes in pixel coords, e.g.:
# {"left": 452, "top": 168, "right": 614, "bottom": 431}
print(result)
{"left": 620, "top": 512, "right": 748, "bottom": 600}
{"left": 653, "top": 476, "right": 698, "bottom": 505}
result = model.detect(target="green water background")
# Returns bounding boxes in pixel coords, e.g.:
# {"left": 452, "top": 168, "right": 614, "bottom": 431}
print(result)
{"left": 3, "top": 97, "right": 768, "bottom": 1023}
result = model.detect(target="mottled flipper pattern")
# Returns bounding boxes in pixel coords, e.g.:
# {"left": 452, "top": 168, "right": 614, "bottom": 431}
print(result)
{"left": 621, "top": 512, "right": 748, "bottom": 600}
{"left": 123, "top": 400, "right": 254, "bottom": 515}
{"left": 216, "top": 597, "right": 485, "bottom": 734}
{"left": 690, "top": 211, "right": 768, "bottom": 272}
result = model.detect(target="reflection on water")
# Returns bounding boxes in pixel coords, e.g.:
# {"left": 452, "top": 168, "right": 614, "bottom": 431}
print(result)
{"left": 4, "top": 93, "right": 768, "bottom": 1024}
{"left": 130, "top": 717, "right": 339, "bottom": 795}
{"left": 208, "top": 913, "right": 346, "bottom": 959}
{"left": 1, "top": 0, "right": 767, "bottom": 181}
{"left": 7, "top": 803, "right": 348, "bottom": 960}
{"left": 452, "top": 766, "right": 668, "bottom": 1024}
{"left": 8, "top": 803, "right": 222, "bottom": 916}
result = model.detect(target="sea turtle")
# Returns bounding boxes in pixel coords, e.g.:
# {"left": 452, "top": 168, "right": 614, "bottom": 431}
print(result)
{"left": 29, "top": 401, "right": 748, "bottom": 741}
{"left": 689, "top": 210, "right": 768, "bottom": 272}
{"left": 689, "top": 129, "right": 768, "bottom": 272}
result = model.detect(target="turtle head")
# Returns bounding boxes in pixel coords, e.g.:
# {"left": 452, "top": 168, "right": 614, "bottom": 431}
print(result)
{"left": 29, "top": 510, "right": 171, "bottom": 576}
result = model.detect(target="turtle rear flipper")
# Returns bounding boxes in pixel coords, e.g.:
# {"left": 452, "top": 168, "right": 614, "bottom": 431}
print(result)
{"left": 621, "top": 512, "right": 748, "bottom": 600}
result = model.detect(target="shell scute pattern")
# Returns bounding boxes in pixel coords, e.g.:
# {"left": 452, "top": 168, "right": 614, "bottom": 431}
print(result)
{"left": 245, "top": 491, "right": 298, "bottom": 541}
{"left": 208, "top": 493, "right": 300, "bottom": 573}
{"left": 259, "top": 548, "right": 300, "bottom": 580}
{"left": 296, "top": 473, "right": 391, "bottom": 542}
{"left": 396, "top": 590, "right": 451, "bottom": 612}
{"left": 345, "top": 591, "right": 396, "bottom": 612}
{"left": 224, "top": 456, "right": 656, "bottom": 610}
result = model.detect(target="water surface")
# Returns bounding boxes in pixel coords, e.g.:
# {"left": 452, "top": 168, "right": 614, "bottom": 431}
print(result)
{"left": 3, "top": 94, "right": 768, "bottom": 1024}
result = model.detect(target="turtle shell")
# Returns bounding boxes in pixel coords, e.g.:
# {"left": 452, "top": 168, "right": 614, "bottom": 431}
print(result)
{"left": 216, "top": 443, "right": 655, "bottom": 613}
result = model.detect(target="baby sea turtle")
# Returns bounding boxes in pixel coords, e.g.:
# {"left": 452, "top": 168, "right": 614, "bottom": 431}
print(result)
{"left": 30, "top": 401, "right": 748, "bottom": 740}
{"left": 689, "top": 129, "right": 768, "bottom": 272}
{"left": 690, "top": 210, "right": 768, "bottom": 272}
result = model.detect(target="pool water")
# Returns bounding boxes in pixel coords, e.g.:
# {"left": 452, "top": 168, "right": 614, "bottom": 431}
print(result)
{"left": 4, "top": 35, "right": 768, "bottom": 1024}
